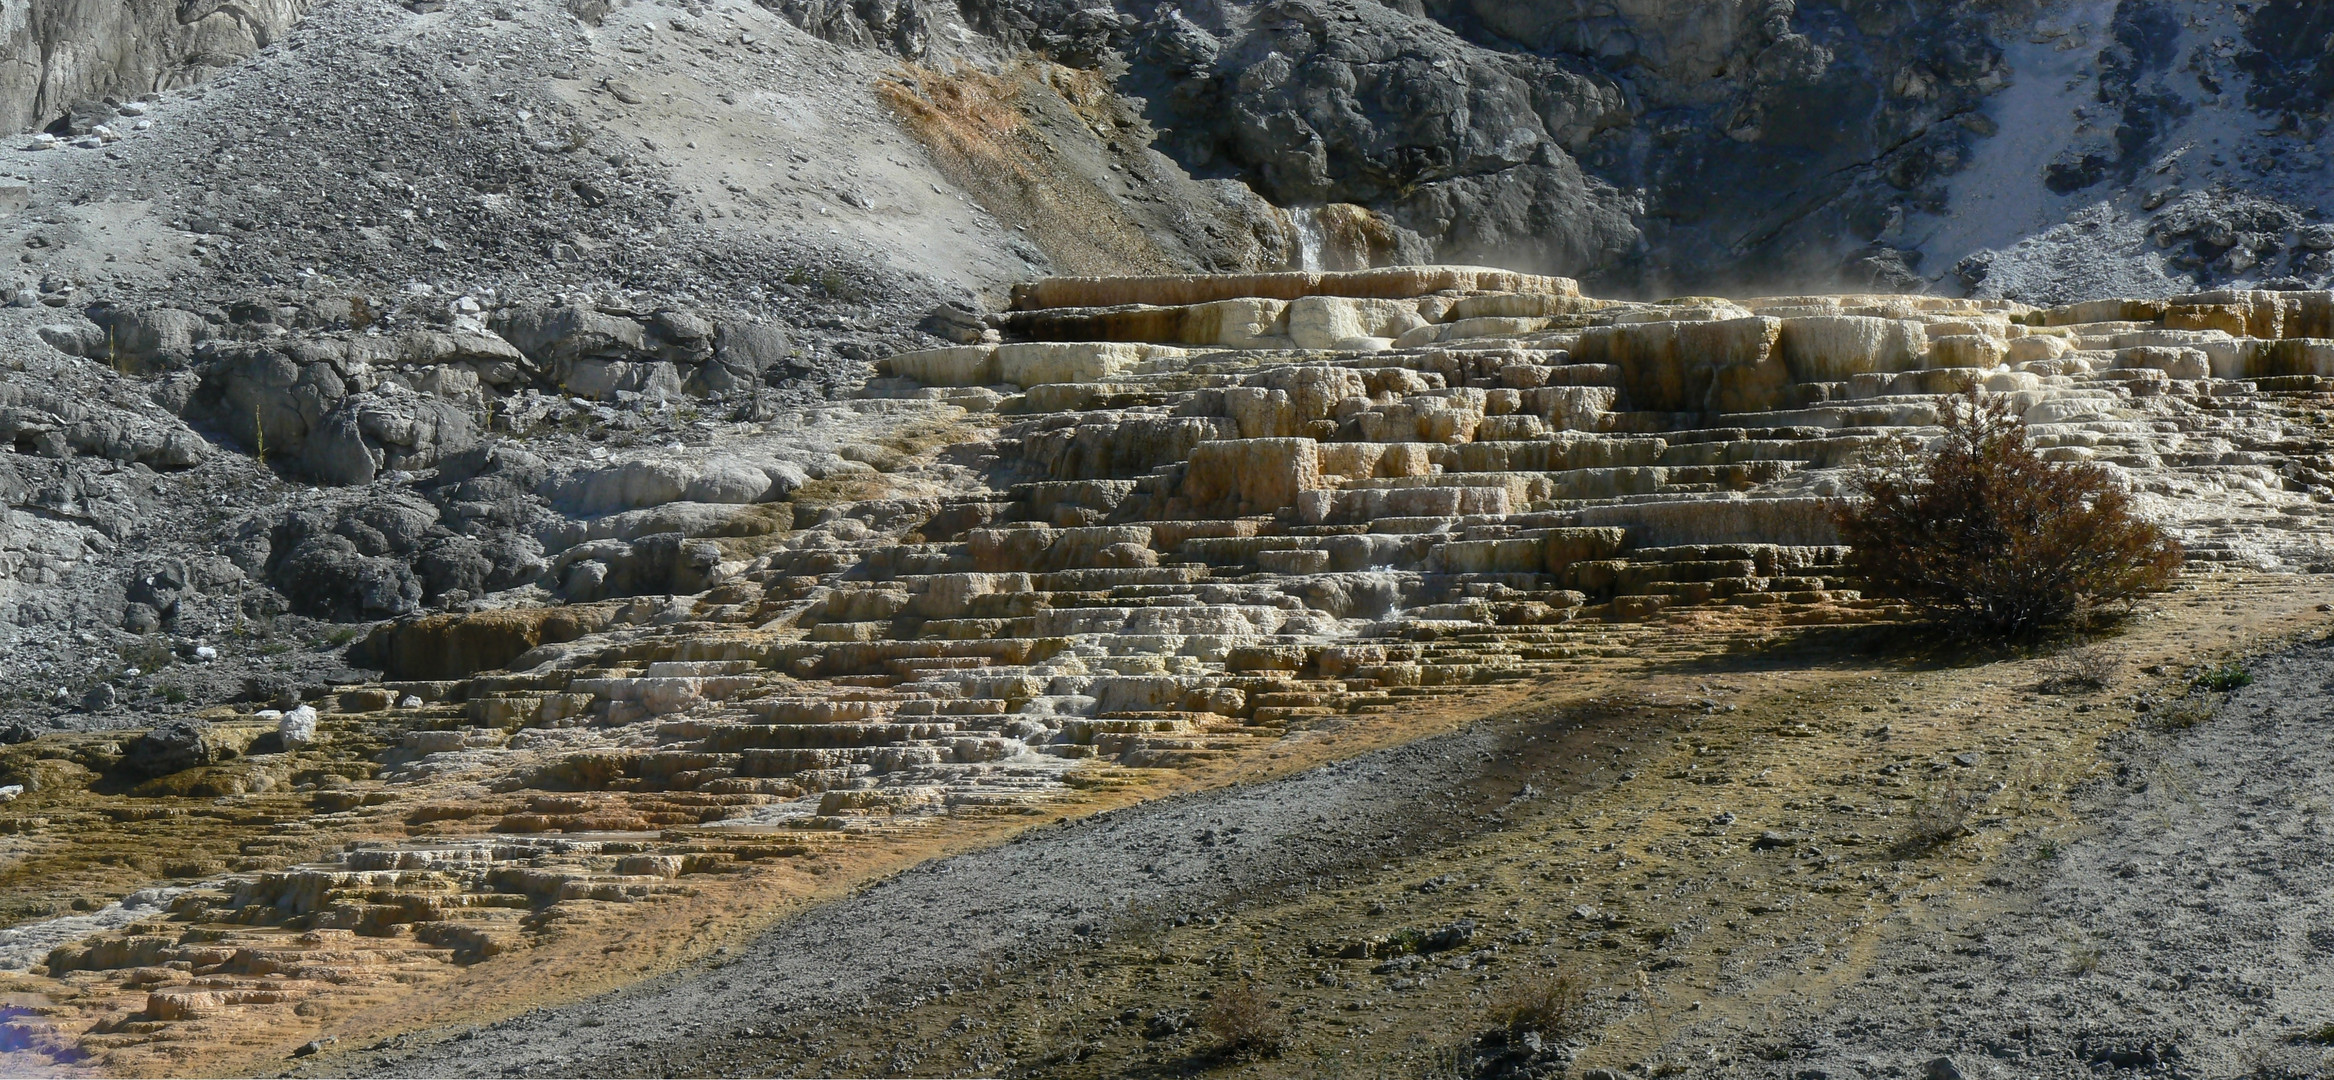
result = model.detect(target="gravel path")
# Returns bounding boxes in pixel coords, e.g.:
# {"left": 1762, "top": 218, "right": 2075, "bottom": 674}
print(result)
{"left": 353, "top": 705, "right": 1621, "bottom": 1077}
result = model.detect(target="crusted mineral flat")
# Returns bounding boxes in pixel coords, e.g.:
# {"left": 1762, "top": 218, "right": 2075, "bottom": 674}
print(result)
{"left": 10, "top": 267, "right": 2334, "bottom": 1073}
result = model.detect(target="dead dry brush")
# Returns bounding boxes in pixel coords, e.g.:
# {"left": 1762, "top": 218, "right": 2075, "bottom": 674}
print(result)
{"left": 2148, "top": 694, "right": 2219, "bottom": 732}
{"left": 2038, "top": 642, "right": 2120, "bottom": 694}
{"left": 1892, "top": 773, "right": 1982, "bottom": 857}
{"left": 1104, "top": 897, "right": 1174, "bottom": 960}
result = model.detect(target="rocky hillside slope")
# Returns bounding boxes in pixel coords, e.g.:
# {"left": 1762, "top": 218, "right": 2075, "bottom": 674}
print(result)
{"left": 0, "top": 0, "right": 2331, "bottom": 732}
{"left": 2, "top": 0, "right": 2334, "bottom": 1073}
{"left": 779, "top": 0, "right": 2334, "bottom": 299}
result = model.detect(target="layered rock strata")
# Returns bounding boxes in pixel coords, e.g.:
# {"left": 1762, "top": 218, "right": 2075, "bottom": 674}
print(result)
{"left": 12, "top": 266, "right": 2334, "bottom": 1070}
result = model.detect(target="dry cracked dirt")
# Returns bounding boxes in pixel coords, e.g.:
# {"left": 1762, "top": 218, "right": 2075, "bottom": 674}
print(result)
{"left": 12, "top": 0, "right": 2334, "bottom": 1077}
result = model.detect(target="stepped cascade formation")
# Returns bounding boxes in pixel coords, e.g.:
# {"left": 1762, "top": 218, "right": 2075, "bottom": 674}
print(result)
{"left": 14, "top": 265, "right": 2334, "bottom": 1069}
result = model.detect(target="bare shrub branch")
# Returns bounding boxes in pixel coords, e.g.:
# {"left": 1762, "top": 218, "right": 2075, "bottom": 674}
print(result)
{"left": 1892, "top": 773, "right": 1980, "bottom": 857}
{"left": 1486, "top": 967, "right": 1595, "bottom": 1040}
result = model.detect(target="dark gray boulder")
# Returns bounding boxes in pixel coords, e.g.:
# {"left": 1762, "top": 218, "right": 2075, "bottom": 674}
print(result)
{"left": 119, "top": 718, "right": 221, "bottom": 779}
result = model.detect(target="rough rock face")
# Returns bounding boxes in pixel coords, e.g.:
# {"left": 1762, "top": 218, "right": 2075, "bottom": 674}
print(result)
{"left": 785, "top": 0, "right": 2006, "bottom": 290}
{"left": 873, "top": 61, "right": 1314, "bottom": 277}
{"left": 351, "top": 261, "right": 2334, "bottom": 855}
{"left": 774, "top": 0, "right": 2334, "bottom": 302}
{"left": 237, "top": 264, "right": 2334, "bottom": 802}
{"left": 9, "top": 290, "right": 833, "bottom": 629}
{"left": 0, "top": 0, "right": 308, "bottom": 134}
{"left": 9, "top": 0, "right": 2334, "bottom": 1066}
{"left": 116, "top": 717, "right": 222, "bottom": 778}
{"left": 10, "top": 0, "right": 2334, "bottom": 753}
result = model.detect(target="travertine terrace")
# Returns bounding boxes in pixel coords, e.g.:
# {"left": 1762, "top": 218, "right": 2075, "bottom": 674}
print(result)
{"left": 11, "top": 266, "right": 2334, "bottom": 1072}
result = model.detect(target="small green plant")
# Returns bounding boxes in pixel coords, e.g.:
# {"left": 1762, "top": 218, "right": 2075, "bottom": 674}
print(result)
{"left": 162, "top": 687, "right": 188, "bottom": 705}
{"left": 120, "top": 637, "right": 174, "bottom": 672}
{"left": 2033, "top": 839, "right": 2061, "bottom": 862}
{"left": 1486, "top": 967, "right": 1594, "bottom": 1040}
{"left": 2194, "top": 664, "right": 2253, "bottom": 692}
{"left": 1381, "top": 927, "right": 1427, "bottom": 956}
{"left": 2300, "top": 1022, "right": 2334, "bottom": 1046}
{"left": 323, "top": 625, "right": 365, "bottom": 647}
{"left": 815, "top": 268, "right": 871, "bottom": 303}
{"left": 1201, "top": 978, "right": 1289, "bottom": 1060}
{"left": 2067, "top": 942, "right": 2104, "bottom": 975}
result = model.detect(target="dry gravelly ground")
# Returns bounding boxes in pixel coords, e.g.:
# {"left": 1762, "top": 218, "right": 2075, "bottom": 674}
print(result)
{"left": 337, "top": 702, "right": 1645, "bottom": 1078}
{"left": 338, "top": 630, "right": 2334, "bottom": 1080}
{"left": 1704, "top": 642, "right": 2334, "bottom": 1080}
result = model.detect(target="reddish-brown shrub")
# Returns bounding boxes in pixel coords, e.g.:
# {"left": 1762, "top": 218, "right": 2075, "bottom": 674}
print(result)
{"left": 1832, "top": 388, "right": 2183, "bottom": 637}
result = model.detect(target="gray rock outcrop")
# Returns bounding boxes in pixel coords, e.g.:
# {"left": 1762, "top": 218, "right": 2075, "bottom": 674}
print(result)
{"left": 782, "top": 0, "right": 2008, "bottom": 293}
{"left": 0, "top": 0, "right": 310, "bottom": 133}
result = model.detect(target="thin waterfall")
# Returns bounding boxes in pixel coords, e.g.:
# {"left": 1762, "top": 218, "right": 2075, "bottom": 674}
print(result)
{"left": 1288, "top": 205, "right": 1326, "bottom": 271}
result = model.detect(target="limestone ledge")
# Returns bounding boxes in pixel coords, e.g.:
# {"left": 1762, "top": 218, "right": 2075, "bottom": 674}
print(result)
{"left": 298, "top": 267, "right": 2334, "bottom": 885}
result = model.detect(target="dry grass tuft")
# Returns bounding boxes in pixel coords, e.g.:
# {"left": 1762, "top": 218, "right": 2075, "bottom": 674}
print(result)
{"left": 2038, "top": 643, "right": 2119, "bottom": 694}
{"left": 1486, "top": 967, "right": 1594, "bottom": 1040}
{"left": 1202, "top": 978, "right": 1291, "bottom": 1059}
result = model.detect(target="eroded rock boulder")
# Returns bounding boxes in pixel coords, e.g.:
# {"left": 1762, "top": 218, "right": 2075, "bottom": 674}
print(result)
{"left": 119, "top": 719, "right": 223, "bottom": 779}
{"left": 0, "top": 379, "right": 207, "bottom": 466}
{"left": 552, "top": 531, "right": 726, "bottom": 601}
{"left": 492, "top": 303, "right": 750, "bottom": 402}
